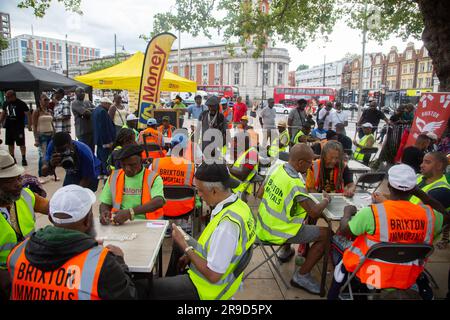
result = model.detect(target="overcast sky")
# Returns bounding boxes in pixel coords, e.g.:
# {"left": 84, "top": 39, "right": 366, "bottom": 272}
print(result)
{"left": 3, "top": 0, "right": 424, "bottom": 71}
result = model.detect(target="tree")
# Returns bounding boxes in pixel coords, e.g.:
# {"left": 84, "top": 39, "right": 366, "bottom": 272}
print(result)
{"left": 148, "top": 0, "right": 449, "bottom": 91}
{"left": 296, "top": 64, "right": 309, "bottom": 71}
{"left": 17, "top": 0, "right": 82, "bottom": 17}
{"left": 0, "top": 37, "right": 8, "bottom": 51}
{"left": 88, "top": 59, "right": 121, "bottom": 73}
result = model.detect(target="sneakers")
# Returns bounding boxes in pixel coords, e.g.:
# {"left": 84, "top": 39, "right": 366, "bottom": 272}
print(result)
{"left": 277, "top": 245, "right": 295, "bottom": 263}
{"left": 290, "top": 272, "right": 321, "bottom": 295}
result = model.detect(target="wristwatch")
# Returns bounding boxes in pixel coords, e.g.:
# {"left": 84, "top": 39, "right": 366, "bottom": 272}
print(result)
{"left": 129, "top": 208, "right": 135, "bottom": 220}
{"left": 184, "top": 246, "right": 194, "bottom": 255}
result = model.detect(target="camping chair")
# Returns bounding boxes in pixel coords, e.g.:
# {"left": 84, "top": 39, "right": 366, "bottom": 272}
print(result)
{"left": 355, "top": 147, "right": 378, "bottom": 166}
{"left": 142, "top": 140, "right": 166, "bottom": 164}
{"left": 249, "top": 173, "right": 265, "bottom": 198}
{"left": 234, "top": 245, "right": 254, "bottom": 279}
{"left": 339, "top": 243, "right": 434, "bottom": 300}
{"left": 355, "top": 172, "right": 386, "bottom": 193}
{"left": 162, "top": 185, "right": 201, "bottom": 239}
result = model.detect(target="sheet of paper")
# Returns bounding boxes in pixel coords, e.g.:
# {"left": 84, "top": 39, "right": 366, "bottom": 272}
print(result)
{"left": 146, "top": 222, "right": 166, "bottom": 228}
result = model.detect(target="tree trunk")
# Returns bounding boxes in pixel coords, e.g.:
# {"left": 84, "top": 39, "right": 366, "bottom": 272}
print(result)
{"left": 417, "top": 0, "right": 450, "bottom": 92}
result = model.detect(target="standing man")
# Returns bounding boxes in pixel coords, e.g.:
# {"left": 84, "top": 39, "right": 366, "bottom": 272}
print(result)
{"left": 52, "top": 88, "right": 71, "bottom": 134}
{"left": 173, "top": 95, "right": 187, "bottom": 128}
{"left": 187, "top": 95, "right": 207, "bottom": 120}
{"left": 357, "top": 101, "right": 389, "bottom": 138}
{"left": 71, "top": 87, "right": 95, "bottom": 152}
{"left": 122, "top": 114, "right": 139, "bottom": 141}
{"left": 92, "top": 97, "right": 116, "bottom": 178}
{"left": 330, "top": 102, "right": 348, "bottom": 132}
{"left": 232, "top": 96, "right": 248, "bottom": 126}
{"left": 157, "top": 116, "right": 175, "bottom": 138}
{"left": 197, "top": 96, "right": 227, "bottom": 154}
{"left": 288, "top": 99, "right": 307, "bottom": 144}
{"left": 221, "top": 97, "right": 233, "bottom": 128}
{"left": 0, "top": 150, "right": 49, "bottom": 300}
{"left": 259, "top": 98, "right": 277, "bottom": 145}
{"left": 0, "top": 90, "right": 32, "bottom": 165}
{"left": 256, "top": 144, "right": 331, "bottom": 295}
{"left": 318, "top": 101, "right": 335, "bottom": 131}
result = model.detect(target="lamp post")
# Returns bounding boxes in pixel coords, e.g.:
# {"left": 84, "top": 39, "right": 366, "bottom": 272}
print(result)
{"left": 357, "top": 0, "right": 368, "bottom": 120}
{"left": 114, "top": 33, "right": 125, "bottom": 62}
{"left": 261, "top": 47, "right": 266, "bottom": 102}
{"left": 65, "top": 34, "right": 69, "bottom": 77}
{"left": 323, "top": 55, "right": 326, "bottom": 87}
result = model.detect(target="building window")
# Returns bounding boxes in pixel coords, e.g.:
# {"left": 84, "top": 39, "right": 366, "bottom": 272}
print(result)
{"left": 215, "top": 63, "right": 220, "bottom": 81}
{"left": 427, "top": 61, "right": 432, "bottom": 72}
{"left": 402, "top": 65, "right": 408, "bottom": 74}
{"left": 408, "top": 79, "right": 413, "bottom": 88}
{"left": 401, "top": 79, "right": 406, "bottom": 89}
{"left": 418, "top": 78, "right": 423, "bottom": 88}
{"left": 277, "top": 63, "right": 284, "bottom": 85}
{"left": 376, "top": 56, "right": 381, "bottom": 64}
{"left": 263, "top": 63, "right": 269, "bottom": 85}
{"left": 409, "top": 63, "right": 415, "bottom": 74}
{"left": 389, "top": 53, "right": 395, "bottom": 63}
{"left": 423, "top": 47, "right": 428, "bottom": 57}
{"left": 233, "top": 63, "right": 240, "bottom": 85}
{"left": 202, "top": 64, "right": 208, "bottom": 82}
{"left": 419, "top": 62, "right": 425, "bottom": 72}
{"left": 425, "top": 77, "right": 431, "bottom": 88}
{"left": 406, "top": 50, "right": 412, "bottom": 60}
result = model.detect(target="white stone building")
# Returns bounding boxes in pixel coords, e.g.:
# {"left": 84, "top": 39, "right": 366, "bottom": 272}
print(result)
{"left": 295, "top": 58, "right": 349, "bottom": 90}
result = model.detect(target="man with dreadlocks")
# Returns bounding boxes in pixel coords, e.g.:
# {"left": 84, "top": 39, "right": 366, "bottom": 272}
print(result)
{"left": 306, "top": 140, "right": 355, "bottom": 196}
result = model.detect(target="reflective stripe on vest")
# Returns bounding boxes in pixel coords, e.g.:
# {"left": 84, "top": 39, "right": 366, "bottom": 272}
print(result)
{"left": 311, "top": 160, "right": 343, "bottom": 192}
{"left": 153, "top": 158, "right": 194, "bottom": 186}
{"left": 231, "top": 147, "right": 258, "bottom": 194}
{"left": 8, "top": 239, "right": 108, "bottom": 300}
{"left": 293, "top": 130, "right": 305, "bottom": 144}
{"left": 354, "top": 134, "right": 374, "bottom": 160}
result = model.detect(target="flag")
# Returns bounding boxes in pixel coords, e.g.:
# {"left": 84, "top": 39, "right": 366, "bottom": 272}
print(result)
{"left": 137, "top": 32, "right": 176, "bottom": 128}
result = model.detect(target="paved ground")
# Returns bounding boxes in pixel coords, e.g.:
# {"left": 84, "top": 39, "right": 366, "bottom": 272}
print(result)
{"left": 3, "top": 111, "right": 449, "bottom": 300}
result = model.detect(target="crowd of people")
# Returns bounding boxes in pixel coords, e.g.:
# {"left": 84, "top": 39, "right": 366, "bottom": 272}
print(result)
{"left": 0, "top": 88, "right": 449, "bottom": 300}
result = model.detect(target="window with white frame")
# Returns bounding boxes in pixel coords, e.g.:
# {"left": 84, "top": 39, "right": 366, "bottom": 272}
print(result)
{"left": 263, "top": 63, "right": 269, "bottom": 85}
{"left": 277, "top": 63, "right": 284, "bottom": 85}
{"left": 425, "top": 77, "right": 431, "bottom": 87}
{"left": 406, "top": 50, "right": 412, "bottom": 60}
{"left": 202, "top": 64, "right": 208, "bottom": 79}
{"left": 427, "top": 61, "right": 432, "bottom": 72}
{"left": 402, "top": 65, "right": 408, "bottom": 74}
{"left": 409, "top": 64, "right": 415, "bottom": 74}
{"left": 418, "top": 77, "right": 424, "bottom": 88}
{"left": 376, "top": 56, "right": 381, "bottom": 64}
{"left": 389, "top": 53, "right": 395, "bottom": 63}
{"left": 233, "top": 63, "right": 240, "bottom": 85}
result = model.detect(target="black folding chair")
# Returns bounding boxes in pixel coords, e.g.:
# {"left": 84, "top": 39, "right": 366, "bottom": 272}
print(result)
{"left": 355, "top": 172, "right": 386, "bottom": 193}
{"left": 355, "top": 147, "right": 378, "bottom": 166}
{"left": 339, "top": 243, "right": 434, "bottom": 300}
{"left": 234, "top": 245, "right": 254, "bottom": 279}
{"left": 162, "top": 185, "right": 201, "bottom": 239}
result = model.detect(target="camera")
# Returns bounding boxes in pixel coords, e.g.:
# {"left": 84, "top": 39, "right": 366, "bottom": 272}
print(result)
{"left": 60, "top": 149, "right": 75, "bottom": 169}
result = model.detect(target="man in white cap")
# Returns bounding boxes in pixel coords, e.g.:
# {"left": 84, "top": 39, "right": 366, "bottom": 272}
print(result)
{"left": 0, "top": 150, "right": 49, "bottom": 300}
{"left": 353, "top": 122, "right": 375, "bottom": 164}
{"left": 328, "top": 164, "right": 447, "bottom": 299}
{"left": 7, "top": 184, "right": 138, "bottom": 300}
{"left": 92, "top": 97, "right": 116, "bottom": 177}
{"left": 122, "top": 113, "right": 139, "bottom": 141}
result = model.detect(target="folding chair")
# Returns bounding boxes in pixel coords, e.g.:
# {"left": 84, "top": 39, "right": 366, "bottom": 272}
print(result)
{"left": 162, "top": 185, "right": 201, "bottom": 239}
{"left": 355, "top": 147, "right": 378, "bottom": 166}
{"left": 234, "top": 245, "right": 254, "bottom": 279}
{"left": 249, "top": 173, "right": 265, "bottom": 198}
{"left": 339, "top": 243, "right": 434, "bottom": 300}
{"left": 142, "top": 140, "right": 166, "bottom": 164}
{"left": 355, "top": 172, "right": 386, "bottom": 193}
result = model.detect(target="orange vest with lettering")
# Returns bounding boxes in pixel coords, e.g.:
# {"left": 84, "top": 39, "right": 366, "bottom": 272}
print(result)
{"left": 109, "top": 168, "right": 164, "bottom": 220}
{"left": 152, "top": 157, "right": 195, "bottom": 217}
{"left": 157, "top": 125, "right": 175, "bottom": 138}
{"left": 7, "top": 239, "right": 108, "bottom": 300}
{"left": 343, "top": 201, "right": 435, "bottom": 289}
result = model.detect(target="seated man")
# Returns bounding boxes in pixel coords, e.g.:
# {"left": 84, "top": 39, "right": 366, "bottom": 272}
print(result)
{"left": 335, "top": 123, "right": 353, "bottom": 152}
{"left": 256, "top": 144, "right": 331, "bottom": 295}
{"left": 8, "top": 185, "right": 137, "bottom": 300}
{"left": 151, "top": 133, "right": 196, "bottom": 219}
{"left": 122, "top": 113, "right": 139, "bottom": 141}
{"left": 306, "top": 140, "right": 356, "bottom": 197}
{"left": 229, "top": 133, "right": 258, "bottom": 201}
{"left": 42, "top": 132, "right": 100, "bottom": 192}
{"left": 148, "top": 163, "right": 256, "bottom": 300}
{"left": 402, "top": 134, "right": 431, "bottom": 173}
{"left": 138, "top": 118, "right": 166, "bottom": 160}
{"left": 292, "top": 123, "right": 318, "bottom": 146}
{"left": 268, "top": 121, "right": 290, "bottom": 158}
{"left": 353, "top": 122, "right": 375, "bottom": 165}
{"left": 328, "top": 164, "right": 446, "bottom": 299}
{"left": 107, "top": 127, "right": 138, "bottom": 174}
{"left": 99, "top": 144, "right": 165, "bottom": 225}
{"left": 311, "top": 120, "right": 327, "bottom": 140}
{"left": 157, "top": 116, "right": 175, "bottom": 138}
{"left": 0, "top": 151, "right": 49, "bottom": 300}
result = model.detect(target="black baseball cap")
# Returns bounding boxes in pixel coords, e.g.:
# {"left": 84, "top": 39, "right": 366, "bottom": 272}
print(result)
{"left": 116, "top": 144, "right": 144, "bottom": 160}
{"left": 205, "top": 95, "right": 220, "bottom": 106}
{"left": 194, "top": 163, "right": 240, "bottom": 189}
{"left": 54, "top": 88, "right": 65, "bottom": 95}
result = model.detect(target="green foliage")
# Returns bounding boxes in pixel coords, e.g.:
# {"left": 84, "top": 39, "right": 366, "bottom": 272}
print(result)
{"left": 88, "top": 59, "right": 121, "bottom": 73}
{"left": 148, "top": 0, "right": 423, "bottom": 58}
{"left": 17, "top": 0, "right": 82, "bottom": 18}
{"left": 296, "top": 64, "right": 309, "bottom": 71}
{"left": 0, "top": 37, "right": 8, "bottom": 51}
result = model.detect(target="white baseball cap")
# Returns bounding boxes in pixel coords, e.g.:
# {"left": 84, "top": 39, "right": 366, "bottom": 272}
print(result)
{"left": 362, "top": 122, "right": 373, "bottom": 128}
{"left": 126, "top": 113, "right": 138, "bottom": 121}
{"left": 426, "top": 132, "right": 438, "bottom": 141}
{"left": 49, "top": 185, "right": 96, "bottom": 224}
{"left": 388, "top": 164, "right": 417, "bottom": 191}
{"left": 100, "top": 97, "right": 113, "bottom": 104}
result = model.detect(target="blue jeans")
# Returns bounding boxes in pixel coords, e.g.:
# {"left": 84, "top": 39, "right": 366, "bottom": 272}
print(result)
{"left": 37, "top": 133, "right": 53, "bottom": 177}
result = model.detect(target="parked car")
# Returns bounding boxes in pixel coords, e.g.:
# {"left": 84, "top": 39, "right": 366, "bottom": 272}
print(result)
{"left": 274, "top": 103, "right": 291, "bottom": 114}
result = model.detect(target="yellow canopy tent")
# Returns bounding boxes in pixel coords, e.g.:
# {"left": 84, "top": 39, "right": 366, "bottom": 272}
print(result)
{"left": 75, "top": 51, "right": 196, "bottom": 92}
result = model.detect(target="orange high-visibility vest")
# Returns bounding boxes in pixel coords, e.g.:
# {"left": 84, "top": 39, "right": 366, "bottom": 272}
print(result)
{"left": 223, "top": 108, "right": 233, "bottom": 129}
{"left": 109, "top": 168, "right": 164, "bottom": 220}
{"left": 157, "top": 125, "right": 175, "bottom": 138}
{"left": 152, "top": 157, "right": 195, "bottom": 217}
{"left": 139, "top": 127, "right": 163, "bottom": 146}
{"left": 7, "top": 239, "right": 109, "bottom": 300}
{"left": 343, "top": 201, "right": 435, "bottom": 289}
{"left": 310, "top": 159, "right": 343, "bottom": 193}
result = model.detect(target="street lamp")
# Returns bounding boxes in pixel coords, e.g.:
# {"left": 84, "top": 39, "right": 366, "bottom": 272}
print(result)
{"left": 114, "top": 34, "right": 126, "bottom": 62}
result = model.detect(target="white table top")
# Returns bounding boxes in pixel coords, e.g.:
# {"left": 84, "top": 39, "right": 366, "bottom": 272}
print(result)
{"left": 94, "top": 219, "right": 168, "bottom": 273}
{"left": 347, "top": 160, "right": 371, "bottom": 173}
{"left": 309, "top": 192, "right": 373, "bottom": 220}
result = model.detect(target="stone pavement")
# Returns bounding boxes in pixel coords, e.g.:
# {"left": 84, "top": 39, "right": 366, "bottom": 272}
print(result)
{"left": 3, "top": 116, "right": 449, "bottom": 300}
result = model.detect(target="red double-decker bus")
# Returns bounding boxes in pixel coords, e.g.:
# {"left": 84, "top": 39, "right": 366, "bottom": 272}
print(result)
{"left": 197, "top": 85, "right": 239, "bottom": 99}
{"left": 273, "top": 86, "right": 336, "bottom": 106}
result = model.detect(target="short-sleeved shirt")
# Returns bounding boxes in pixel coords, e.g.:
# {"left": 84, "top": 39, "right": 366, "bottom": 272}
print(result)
{"left": 100, "top": 168, "right": 165, "bottom": 219}
{"left": 1, "top": 98, "right": 29, "bottom": 129}
{"left": 232, "top": 102, "right": 248, "bottom": 123}
{"left": 348, "top": 205, "right": 443, "bottom": 238}
{"left": 173, "top": 102, "right": 187, "bottom": 119}
{"left": 53, "top": 99, "right": 71, "bottom": 133}
{"left": 416, "top": 176, "right": 450, "bottom": 209}
{"left": 312, "top": 128, "right": 327, "bottom": 140}
{"left": 187, "top": 104, "right": 207, "bottom": 120}
{"left": 318, "top": 108, "right": 335, "bottom": 130}
{"left": 288, "top": 108, "right": 307, "bottom": 140}
{"left": 401, "top": 146, "right": 424, "bottom": 173}
{"left": 360, "top": 108, "right": 385, "bottom": 127}
{"left": 46, "top": 140, "right": 99, "bottom": 184}
{"left": 330, "top": 111, "right": 348, "bottom": 130}
{"left": 259, "top": 106, "right": 276, "bottom": 129}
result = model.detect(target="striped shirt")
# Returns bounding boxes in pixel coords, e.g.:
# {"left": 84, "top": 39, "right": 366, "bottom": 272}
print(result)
{"left": 53, "top": 99, "right": 71, "bottom": 133}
